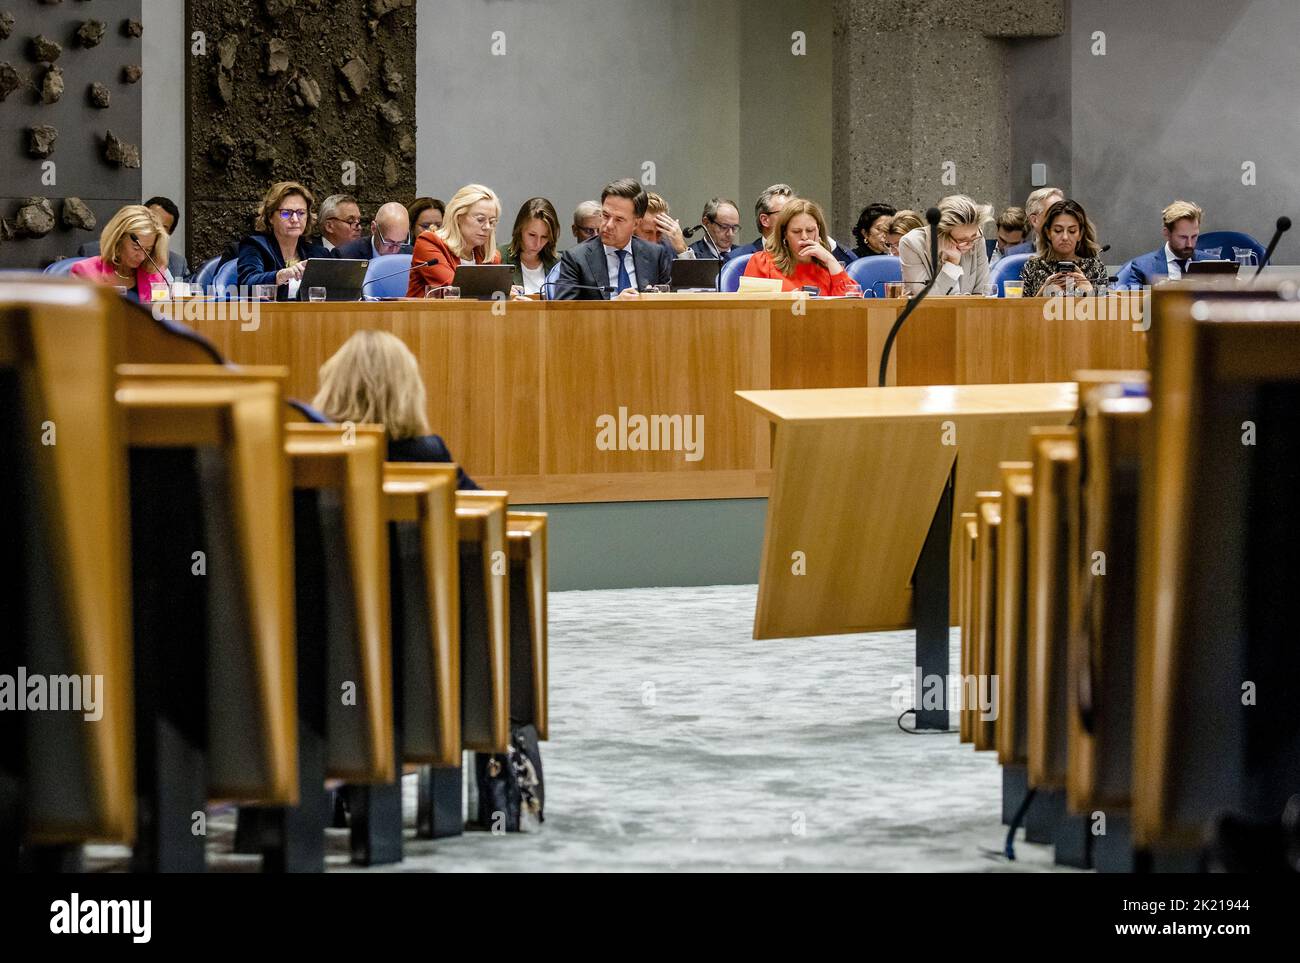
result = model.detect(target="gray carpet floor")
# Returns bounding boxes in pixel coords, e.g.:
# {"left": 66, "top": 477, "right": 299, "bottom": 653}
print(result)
{"left": 88, "top": 583, "right": 1080, "bottom": 872}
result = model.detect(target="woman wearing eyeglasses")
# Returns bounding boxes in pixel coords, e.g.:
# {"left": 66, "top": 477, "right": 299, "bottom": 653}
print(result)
{"left": 407, "top": 183, "right": 503, "bottom": 298}
{"left": 236, "top": 180, "right": 328, "bottom": 299}
{"left": 898, "top": 195, "right": 992, "bottom": 295}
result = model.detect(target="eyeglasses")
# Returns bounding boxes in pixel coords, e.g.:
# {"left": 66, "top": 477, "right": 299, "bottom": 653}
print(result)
{"left": 576, "top": 226, "right": 599, "bottom": 238}
{"left": 326, "top": 216, "right": 363, "bottom": 228}
{"left": 376, "top": 235, "right": 407, "bottom": 250}
{"left": 467, "top": 214, "right": 498, "bottom": 229}
{"left": 707, "top": 217, "right": 741, "bottom": 234}
{"left": 278, "top": 209, "right": 309, "bottom": 221}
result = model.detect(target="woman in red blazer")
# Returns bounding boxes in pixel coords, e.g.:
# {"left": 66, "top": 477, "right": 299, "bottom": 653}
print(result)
{"left": 743, "top": 198, "right": 855, "bottom": 296}
{"left": 407, "top": 184, "right": 503, "bottom": 297}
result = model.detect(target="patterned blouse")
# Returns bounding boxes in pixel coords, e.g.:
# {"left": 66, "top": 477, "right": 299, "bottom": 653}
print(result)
{"left": 1019, "top": 255, "right": 1109, "bottom": 296}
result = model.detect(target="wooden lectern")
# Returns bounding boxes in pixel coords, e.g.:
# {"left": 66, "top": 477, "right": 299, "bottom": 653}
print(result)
{"left": 737, "top": 383, "right": 1077, "bottom": 729}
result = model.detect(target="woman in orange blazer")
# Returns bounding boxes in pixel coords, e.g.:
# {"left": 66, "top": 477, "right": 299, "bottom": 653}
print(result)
{"left": 407, "top": 184, "right": 503, "bottom": 297}
{"left": 743, "top": 197, "right": 855, "bottom": 296}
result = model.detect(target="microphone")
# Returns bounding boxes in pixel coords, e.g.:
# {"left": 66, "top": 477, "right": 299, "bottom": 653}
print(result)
{"left": 130, "top": 232, "right": 173, "bottom": 287}
{"left": 1255, "top": 216, "right": 1292, "bottom": 277}
{"left": 682, "top": 223, "right": 704, "bottom": 239}
{"left": 878, "top": 207, "right": 943, "bottom": 387}
{"left": 363, "top": 257, "right": 439, "bottom": 293}
{"left": 542, "top": 279, "right": 614, "bottom": 300}
{"left": 1099, "top": 244, "right": 1111, "bottom": 255}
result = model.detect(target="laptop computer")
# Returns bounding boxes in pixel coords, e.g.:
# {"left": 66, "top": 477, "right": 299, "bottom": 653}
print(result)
{"left": 670, "top": 258, "right": 722, "bottom": 291}
{"left": 452, "top": 264, "right": 514, "bottom": 300}
{"left": 297, "top": 258, "right": 368, "bottom": 301}
{"left": 1185, "top": 259, "right": 1241, "bottom": 275}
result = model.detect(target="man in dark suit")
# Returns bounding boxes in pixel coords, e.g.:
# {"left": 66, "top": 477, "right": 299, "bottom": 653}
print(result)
{"left": 331, "top": 202, "right": 413, "bottom": 260}
{"left": 1116, "top": 200, "right": 1207, "bottom": 288}
{"left": 79, "top": 195, "right": 190, "bottom": 280}
{"left": 552, "top": 178, "right": 673, "bottom": 299}
{"left": 688, "top": 197, "right": 742, "bottom": 261}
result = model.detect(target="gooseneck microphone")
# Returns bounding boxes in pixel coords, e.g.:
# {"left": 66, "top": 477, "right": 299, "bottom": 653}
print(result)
{"left": 130, "top": 232, "right": 173, "bottom": 286}
{"left": 541, "top": 279, "right": 614, "bottom": 300}
{"left": 362, "top": 257, "right": 439, "bottom": 293}
{"left": 877, "top": 207, "right": 942, "bottom": 387}
{"left": 1255, "top": 216, "right": 1292, "bottom": 277}
{"left": 682, "top": 223, "right": 704, "bottom": 239}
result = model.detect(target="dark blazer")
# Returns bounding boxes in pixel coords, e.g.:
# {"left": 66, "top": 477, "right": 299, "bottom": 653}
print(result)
{"left": 236, "top": 231, "right": 329, "bottom": 297}
{"left": 551, "top": 235, "right": 673, "bottom": 300}
{"left": 1115, "top": 246, "right": 1210, "bottom": 288}
{"left": 386, "top": 435, "right": 479, "bottom": 491}
{"left": 331, "top": 236, "right": 413, "bottom": 260}
{"left": 732, "top": 236, "right": 764, "bottom": 259}
{"left": 77, "top": 240, "right": 190, "bottom": 281}
{"left": 688, "top": 237, "right": 737, "bottom": 261}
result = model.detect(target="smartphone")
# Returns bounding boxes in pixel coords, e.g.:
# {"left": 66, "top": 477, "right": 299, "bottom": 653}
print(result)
{"left": 1056, "top": 260, "right": 1077, "bottom": 273}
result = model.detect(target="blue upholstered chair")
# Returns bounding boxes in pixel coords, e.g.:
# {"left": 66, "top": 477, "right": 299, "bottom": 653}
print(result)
{"left": 845, "top": 255, "right": 901, "bottom": 297}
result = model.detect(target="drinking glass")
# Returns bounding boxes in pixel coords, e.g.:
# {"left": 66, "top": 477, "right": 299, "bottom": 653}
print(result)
{"left": 308, "top": 286, "right": 327, "bottom": 302}
{"left": 1003, "top": 281, "right": 1024, "bottom": 298}
{"left": 442, "top": 286, "right": 460, "bottom": 300}
{"left": 150, "top": 281, "right": 170, "bottom": 302}
{"left": 253, "top": 284, "right": 275, "bottom": 302}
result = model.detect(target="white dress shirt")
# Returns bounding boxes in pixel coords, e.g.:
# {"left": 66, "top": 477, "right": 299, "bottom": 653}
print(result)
{"left": 604, "top": 242, "right": 637, "bottom": 293}
{"left": 1164, "top": 242, "right": 1187, "bottom": 280}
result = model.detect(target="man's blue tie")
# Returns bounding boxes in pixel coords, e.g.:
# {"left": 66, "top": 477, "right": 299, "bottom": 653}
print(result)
{"left": 614, "top": 249, "right": 632, "bottom": 294}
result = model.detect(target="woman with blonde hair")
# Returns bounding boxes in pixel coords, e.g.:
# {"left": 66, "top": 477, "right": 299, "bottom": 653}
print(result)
{"left": 885, "top": 210, "right": 924, "bottom": 255}
{"left": 236, "top": 180, "right": 327, "bottom": 298}
{"left": 312, "top": 330, "right": 477, "bottom": 488}
{"left": 70, "top": 204, "right": 170, "bottom": 301}
{"left": 741, "top": 197, "right": 855, "bottom": 295}
{"left": 898, "top": 194, "right": 992, "bottom": 295}
{"left": 406, "top": 183, "right": 503, "bottom": 297}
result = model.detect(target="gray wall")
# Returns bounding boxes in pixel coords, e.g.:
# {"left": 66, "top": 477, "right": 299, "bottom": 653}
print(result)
{"left": 416, "top": 0, "right": 834, "bottom": 245}
{"left": 141, "top": 0, "right": 185, "bottom": 256}
{"left": 1067, "top": 0, "right": 1291, "bottom": 264}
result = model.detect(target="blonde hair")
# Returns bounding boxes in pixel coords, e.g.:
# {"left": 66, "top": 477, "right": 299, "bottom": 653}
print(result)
{"left": 934, "top": 194, "right": 991, "bottom": 239}
{"left": 1162, "top": 199, "right": 1203, "bottom": 231}
{"left": 438, "top": 184, "right": 500, "bottom": 260}
{"left": 888, "top": 210, "right": 924, "bottom": 236}
{"left": 100, "top": 204, "right": 169, "bottom": 269}
{"left": 766, "top": 197, "right": 831, "bottom": 276}
{"left": 255, "top": 180, "right": 317, "bottom": 235}
{"left": 312, "top": 331, "right": 431, "bottom": 441}
{"left": 644, "top": 192, "right": 669, "bottom": 217}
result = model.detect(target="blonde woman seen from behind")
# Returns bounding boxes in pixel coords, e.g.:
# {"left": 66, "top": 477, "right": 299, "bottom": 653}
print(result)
{"left": 312, "top": 330, "right": 478, "bottom": 489}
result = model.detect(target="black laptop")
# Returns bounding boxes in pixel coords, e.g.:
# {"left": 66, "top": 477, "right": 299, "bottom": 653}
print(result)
{"left": 670, "top": 258, "right": 722, "bottom": 291}
{"left": 296, "top": 258, "right": 368, "bottom": 300}
{"left": 1185, "top": 260, "right": 1241, "bottom": 276}
{"left": 451, "top": 264, "right": 514, "bottom": 300}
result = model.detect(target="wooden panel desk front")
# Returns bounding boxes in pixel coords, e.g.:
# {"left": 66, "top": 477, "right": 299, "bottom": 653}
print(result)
{"left": 177, "top": 295, "right": 1143, "bottom": 504}
{"left": 737, "top": 383, "right": 1078, "bottom": 639}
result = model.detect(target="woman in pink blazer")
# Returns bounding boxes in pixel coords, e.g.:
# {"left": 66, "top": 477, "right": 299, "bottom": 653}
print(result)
{"left": 70, "top": 205, "right": 169, "bottom": 301}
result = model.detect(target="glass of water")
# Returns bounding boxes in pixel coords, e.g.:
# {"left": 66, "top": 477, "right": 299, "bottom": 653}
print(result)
{"left": 253, "top": 284, "right": 275, "bottom": 302}
{"left": 308, "top": 286, "right": 327, "bottom": 302}
{"left": 150, "top": 281, "right": 170, "bottom": 302}
{"left": 442, "top": 286, "right": 460, "bottom": 300}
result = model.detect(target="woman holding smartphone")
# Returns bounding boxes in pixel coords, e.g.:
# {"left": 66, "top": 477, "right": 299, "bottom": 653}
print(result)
{"left": 1019, "top": 199, "right": 1108, "bottom": 296}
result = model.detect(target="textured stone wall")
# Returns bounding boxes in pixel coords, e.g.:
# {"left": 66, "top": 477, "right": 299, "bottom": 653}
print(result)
{"left": 185, "top": 0, "right": 416, "bottom": 262}
{"left": 0, "top": 1, "right": 144, "bottom": 269}
{"left": 830, "top": 0, "right": 1064, "bottom": 242}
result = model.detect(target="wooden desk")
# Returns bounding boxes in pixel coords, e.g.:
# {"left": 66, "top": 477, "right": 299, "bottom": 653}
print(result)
{"left": 737, "top": 383, "right": 1078, "bottom": 639}
{"left": 175, "top": 296, "right": 1145, "bottom": 504}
